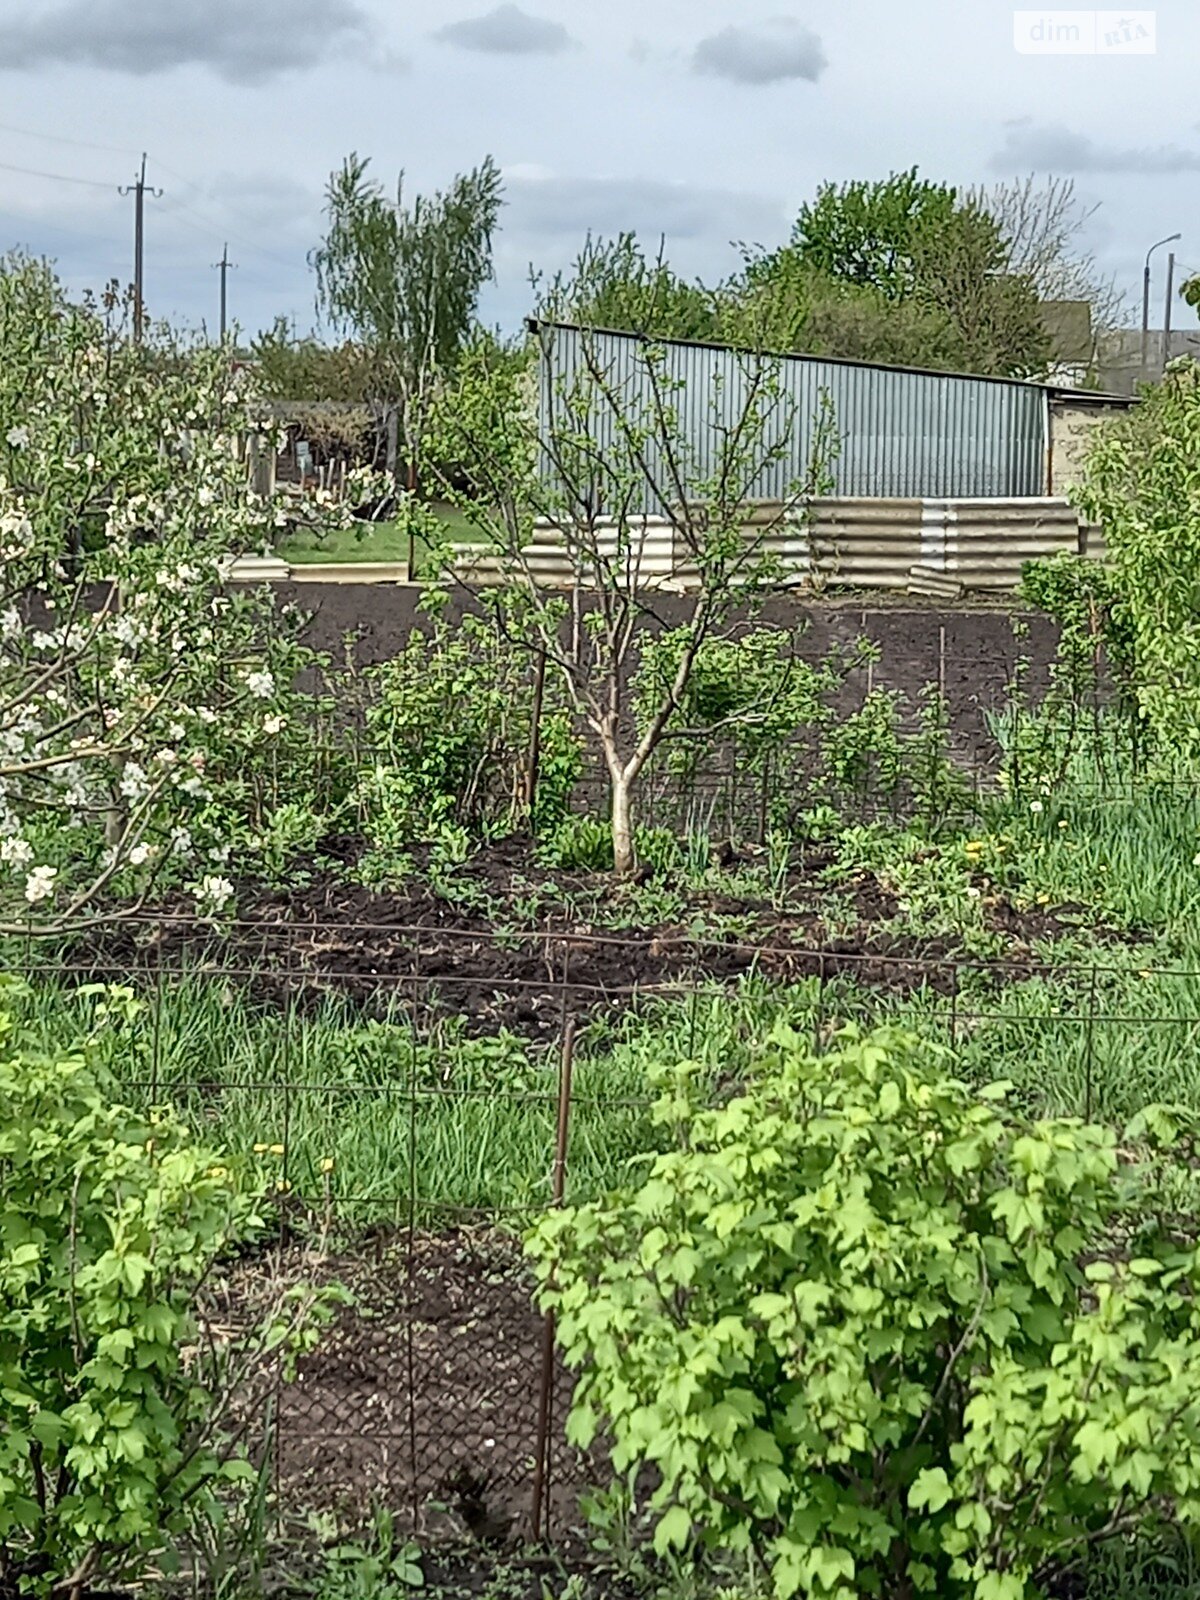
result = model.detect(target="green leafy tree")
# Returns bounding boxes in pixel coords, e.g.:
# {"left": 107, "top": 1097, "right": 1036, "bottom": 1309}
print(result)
{"left": 311, "top": 153, "right": 503, "bottom": 489}
{"left": 529, "top": 1024, "right": 1200, "bottom": 1600}
{"left": 723, "top": 247, "right": 964, "bottom": 369}
{"left": 763, "top": 168, "right": 1049, "bottom": 377}
{"left": 249, "top": 316, "right": 383, "bottom": 405}
{"left": 547, "top": 234, "right": 723, "bottom": 342}
{"left": 792, "top": 168, "right": 963, "bottom": 300}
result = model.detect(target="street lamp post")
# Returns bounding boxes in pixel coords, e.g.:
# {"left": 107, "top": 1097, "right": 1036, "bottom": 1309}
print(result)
{"left": 1143, "top": 232, "right": 1182, "bottom": 378}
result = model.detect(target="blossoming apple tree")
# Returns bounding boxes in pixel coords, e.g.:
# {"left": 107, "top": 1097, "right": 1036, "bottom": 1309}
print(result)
{"left": 0, "top": 254, "right": 378, "bottom": 933}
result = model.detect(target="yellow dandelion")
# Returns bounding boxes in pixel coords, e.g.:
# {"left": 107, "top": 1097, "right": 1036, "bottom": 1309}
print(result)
{"left": 275, "top": 1177, "right": 291, "bottom": 1193}
{"left": 319, "top": 1157, "right": 335, "bottom": 1175}
{"left": 207, "top": 1165, "right": 228, "bottom": 1180}
{"left": 269, "top": 1143, "right": 285, "bottom": 1156}
{"left": 1036, "top": 894, "right": 1050, "bottom": 905}
{"left": 253, "top": 1142, "right": 269, "bottom": 1154}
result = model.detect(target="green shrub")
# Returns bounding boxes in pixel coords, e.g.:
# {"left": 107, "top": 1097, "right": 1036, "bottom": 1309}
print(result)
{"left": 528, "top": 1025, "right": 1200, "bottom": 1600}
{"left": 356, "top": 601, "right": 581, "bottom": 858}
{"left": 536, "top": 816, "right": 679, "bottom": 875}
{"left": 0, "top": 989, "right": 335, "bottom": 1596}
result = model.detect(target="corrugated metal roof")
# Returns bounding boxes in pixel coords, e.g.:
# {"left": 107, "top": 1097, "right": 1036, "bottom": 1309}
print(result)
{"left": 530, "top": 319, "right": 1055, "bottom": 504}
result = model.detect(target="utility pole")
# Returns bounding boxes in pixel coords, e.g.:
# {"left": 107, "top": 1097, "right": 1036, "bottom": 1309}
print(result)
{"left": 1163, "top": 251, "right": 1177, "bottom": 373}
{"left": 118, "top": 153, "right": 162, "bottom": 343}
{"left": 212, "top": 243, "right": 236, "bottom": 341}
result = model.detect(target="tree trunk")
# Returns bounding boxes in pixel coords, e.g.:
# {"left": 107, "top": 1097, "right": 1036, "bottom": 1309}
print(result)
{"left": 385, "top": 407, "right": 399, "bottom": 482}
{"left": 611, "top": 773, "right": 635, "bottom": 876}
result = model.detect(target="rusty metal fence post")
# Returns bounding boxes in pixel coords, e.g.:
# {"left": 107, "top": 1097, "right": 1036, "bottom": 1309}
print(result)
{"left": 529, "top": 1017, "right": 576, "bottom": 1540}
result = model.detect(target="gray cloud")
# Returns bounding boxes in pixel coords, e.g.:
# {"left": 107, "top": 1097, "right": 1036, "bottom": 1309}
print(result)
{"left": 692, "top": 20, "right": 826, "bottom": 86}
{"left": 0, "top": 0, "right": 375, "bottom": 84}
{"left": 992, "top": 120, "right": 1200, "bottom": 174}
{"left": 434, "top": 5, "right": 573, "bottom": 55}
{"left": 504, "top": 172, "right": 786, "bottom": 244}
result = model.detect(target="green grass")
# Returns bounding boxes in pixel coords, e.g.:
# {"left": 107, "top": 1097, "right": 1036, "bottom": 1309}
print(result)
{"left": 13, "top": 708, "right": 1200, "bottom": 1224}
{"left": 280, "top": 501, "right": 485, "bottom": 571}
{"left": 7, "top": 976, "right": 660, "bottom": 1222}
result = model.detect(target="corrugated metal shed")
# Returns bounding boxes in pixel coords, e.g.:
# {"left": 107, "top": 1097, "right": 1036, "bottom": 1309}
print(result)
{"left": 529, "top": 319, "right": 1054, "bottom": 504}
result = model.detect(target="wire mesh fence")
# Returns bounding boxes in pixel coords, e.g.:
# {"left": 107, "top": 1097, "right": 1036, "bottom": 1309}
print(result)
{"left": 14, "top": 906, "right": 1200, "bottom": 1546}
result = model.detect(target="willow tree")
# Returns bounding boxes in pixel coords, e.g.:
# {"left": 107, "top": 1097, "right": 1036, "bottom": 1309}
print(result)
{"left": 311, "top": 153, "right": 503, "bottom": 492}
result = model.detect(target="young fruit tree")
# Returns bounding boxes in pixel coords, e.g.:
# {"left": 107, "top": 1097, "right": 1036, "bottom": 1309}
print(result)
{"left": 426, "top": 303, "right": 838, "bottom": 876}
{"left": 0, "top": 253, "right": 378, "bottom": 934}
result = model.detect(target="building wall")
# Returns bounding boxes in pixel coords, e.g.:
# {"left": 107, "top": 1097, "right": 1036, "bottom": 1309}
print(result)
{"left": 533, "top": 321, "right": 1049, "bottom": 505}
{"left": 1048, "top": 400, "right": 1121, "bottom": 495}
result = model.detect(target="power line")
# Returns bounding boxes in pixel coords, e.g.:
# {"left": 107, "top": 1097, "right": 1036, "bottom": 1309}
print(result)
{"left": 0, "top": 156, "right": 115, "bottom": 191}
{"left": 0, "top": 137, "right": 309, "bottom": 309}
{"left": 0, "top": 120, "right": 139, "bottom": 158}
{"left": 159, "top": 189, "right": 302, "bottom": 271}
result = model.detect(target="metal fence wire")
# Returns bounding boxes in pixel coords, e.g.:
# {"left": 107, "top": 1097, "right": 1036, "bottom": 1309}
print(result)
{"left": 16, "top": 909, "right": 1200, "bottom": 1546}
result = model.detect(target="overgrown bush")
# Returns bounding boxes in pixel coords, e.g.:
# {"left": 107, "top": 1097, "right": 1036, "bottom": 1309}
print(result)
{"left": 1069, "top": 361, "right": 1200, "bottom": 755}
{"left": 529, "top": 1025, "right": 1200, "bottom": 1600}
{"left": 355, "top": 596, "right": 581, "bottom": 875}
{"left": 0, "top": 985, "right": 337, "bottom": 1597}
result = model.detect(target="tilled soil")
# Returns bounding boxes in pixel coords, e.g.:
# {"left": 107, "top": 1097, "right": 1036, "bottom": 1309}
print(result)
{"left": 72, "top": 836, "right": 1091, "bottom": 1042}
{"left": 215, "top": 1229, "right": 593, "bottom": 1543}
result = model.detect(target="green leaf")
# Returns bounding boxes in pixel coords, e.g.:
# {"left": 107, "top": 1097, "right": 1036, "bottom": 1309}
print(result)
{"left": 909, "top": 1468, "right": 952, "bottom": 1513}
{"left": 653, "top": 1504, "right": 691, "bottom": 1554}
{"left": 976, "top": 1573, "right": 1026, "bottom": 1600}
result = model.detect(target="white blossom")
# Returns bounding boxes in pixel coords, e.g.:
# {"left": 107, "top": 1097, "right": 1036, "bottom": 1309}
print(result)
{"left": 193, "top": 874, "right": 234, "bottom": 912}
{"left": 6, "top": 425, "right": 29, "bottom": 449}
{"left": 242, "top": 669, "right": 275, "bottom": 700}
{"left": 170, "top": 825, "right": 193, "bottom": 857}
{"left": 1, "top": 835, "right": 33, "bottom": 866}
{"left": 112, "top": 615, "right": 144, "bottom": 647}
{"left": 129, "top": 842, "right": 155, "bottom": 866}
{"left": 262, "top": 713, "right": 285, "bottom": 735}
{"left": 197, "top": 706, "right": 218, "bottom": 725}
{"left": 24, "top": 864, "right": 57, "bottom": 903}
{"left": 0, "top": 608, "right": 19, "bottom": 640}
{"left": 118, "top": 762, "right": 149, "bottom": 800}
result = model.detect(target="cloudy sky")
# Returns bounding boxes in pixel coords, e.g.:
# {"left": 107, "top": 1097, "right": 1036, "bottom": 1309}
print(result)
{"left": 0, "top": 0, "right": 1195, "bottom": 341}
